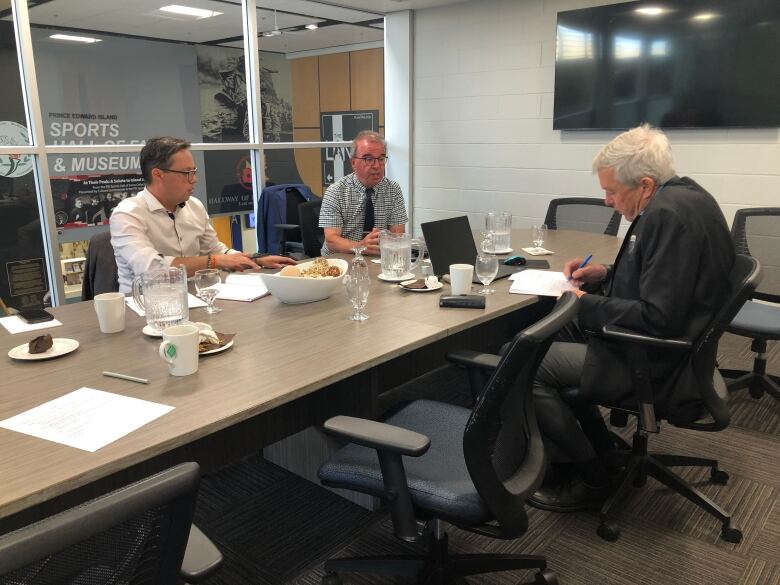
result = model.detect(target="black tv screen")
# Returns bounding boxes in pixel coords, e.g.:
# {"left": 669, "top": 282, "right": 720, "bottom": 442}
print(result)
{"left": 553, "top": 0, "right": 780, "bottom": 130}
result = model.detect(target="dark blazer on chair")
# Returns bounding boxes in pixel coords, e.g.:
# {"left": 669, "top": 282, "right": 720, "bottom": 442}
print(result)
{"left": 579, "top": 176, "right": 735, "bottom": 419}
{"left": 256, "top": 184, "right": 318, "bottom": 254}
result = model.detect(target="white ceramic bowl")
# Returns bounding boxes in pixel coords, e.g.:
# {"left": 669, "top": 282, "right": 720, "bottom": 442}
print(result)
{"left": 259, "top": 258, "right": 349, "bottom": 304}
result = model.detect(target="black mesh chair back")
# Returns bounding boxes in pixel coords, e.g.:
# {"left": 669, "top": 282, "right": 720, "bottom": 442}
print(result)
{"left": 81, "top": 231, "right": 119, "bottom": 301}
{"left": 731, "top": 207, "right": 779, "bottom": 302}
{"left": 298, "top": 199, "right": 324, "bottom": 258}
{"left": 544, "top": 197, "right": 621, "bottom": 235}
{"left": 681, "top": 254, "right": 762, "bottom": 430}
{"left": 464, "top": 292, "right": 579, "bottom": 536}
{"left": 0, "top": 463, "right": 200, "bottom": 585}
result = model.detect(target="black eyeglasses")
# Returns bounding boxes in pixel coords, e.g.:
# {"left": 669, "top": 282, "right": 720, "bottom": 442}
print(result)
{"left": 354, "top": 156, "right": 388, "bottom": 165}
{"left": 160, "top": 167, "right": 198, "bottom": 181}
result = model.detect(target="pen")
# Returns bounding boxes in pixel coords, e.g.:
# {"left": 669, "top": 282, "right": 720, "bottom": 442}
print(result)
{"left": 102, "top": 371, "right": 150, "bottom": 385}
{"left": 568, "top": 253, "right": 593, "bottom": 281}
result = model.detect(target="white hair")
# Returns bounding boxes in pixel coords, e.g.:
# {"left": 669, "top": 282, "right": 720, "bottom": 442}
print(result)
{"left": 349, "top": 131, "right": 386, "bottom": 157}
{"left": 592, "top": 124, "right": 676, "bottom": 186}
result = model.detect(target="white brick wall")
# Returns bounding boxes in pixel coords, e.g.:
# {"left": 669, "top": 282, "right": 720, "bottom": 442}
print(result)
{"left": 412, "top": 0, "right": 780, "bottom": 236}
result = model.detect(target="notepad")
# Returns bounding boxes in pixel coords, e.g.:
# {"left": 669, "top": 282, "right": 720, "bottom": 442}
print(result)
{"left": 215, "top": 273, "right": 269, "bottom": 302}
{"left": 509, "top": 270, "right": 578, "bottom": 297}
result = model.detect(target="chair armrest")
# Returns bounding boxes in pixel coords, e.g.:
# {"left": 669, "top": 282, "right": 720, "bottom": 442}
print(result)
{"left": 447, "top": 349, "right": 501, "bottom": 370}
{"left": 180, "top": 524, "right": 223, "bottom": 583}
{"left": 273, "top": 223, "right": 300, "bottom": 231}
{"left": 324, "top": 415, "right": 430, "bottom": 457}
{"left": 602, "top": 325, "right": 692, "bottom": 350}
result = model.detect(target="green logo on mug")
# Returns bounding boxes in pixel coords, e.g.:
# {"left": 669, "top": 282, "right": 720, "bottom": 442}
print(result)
{"left": 166, "top": 345, "right": 177, "bottom": 359}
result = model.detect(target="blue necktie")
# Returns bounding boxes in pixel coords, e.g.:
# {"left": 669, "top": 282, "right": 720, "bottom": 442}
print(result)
{"left": 363, "top": 188, "right": 375, "bottom": 232}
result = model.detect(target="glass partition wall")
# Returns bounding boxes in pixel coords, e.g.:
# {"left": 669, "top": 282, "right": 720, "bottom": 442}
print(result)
{"left": 3, "top": 0, "right": 384, "bottom": 306}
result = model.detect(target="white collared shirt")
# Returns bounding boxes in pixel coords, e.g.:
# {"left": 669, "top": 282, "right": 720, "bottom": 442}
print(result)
{"left": 110, "top": 188, "right": 231, "bottom": 292}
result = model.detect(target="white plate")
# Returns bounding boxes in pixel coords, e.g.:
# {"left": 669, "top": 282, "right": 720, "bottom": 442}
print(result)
{"left": 8, "top": 338, "right": 80, "bottom": 361}
{"left": 199, "top": 339, "right": 234, "bottom": 356}
{"left": 143, "top": 321, "right": 213, "bottom": 338}
{"left": 399, "top": 279, "right": 444, "bottom": 293}
{"left": 486, "top": 248, "right": 513, "bottom": 255}
{"left": 377, "top": 272, "right": 416, "bottom": 283}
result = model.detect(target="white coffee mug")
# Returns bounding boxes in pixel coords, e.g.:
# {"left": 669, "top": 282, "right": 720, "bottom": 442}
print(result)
{"left": 159, "top": 324, "right": 199, "bottom": 376}
{"left": 449, "top": 264, "right": 473, "bottom": 295}
{"left": 94, "top": 292, "right": 126, "bottom": 333}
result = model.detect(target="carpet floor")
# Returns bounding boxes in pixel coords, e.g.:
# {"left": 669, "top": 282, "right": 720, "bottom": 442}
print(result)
{"left": 196, "top": 333, "right": 779, "bottom": 585}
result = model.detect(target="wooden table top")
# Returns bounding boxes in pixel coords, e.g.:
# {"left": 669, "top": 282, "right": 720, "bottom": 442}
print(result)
{"left": 0, "top": 229, "right": 620, "bottom": 520}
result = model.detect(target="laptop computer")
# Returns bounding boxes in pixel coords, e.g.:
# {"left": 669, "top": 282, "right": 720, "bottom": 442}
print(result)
{"left": 421, "top": 216, "right": 519, "bottom": 283}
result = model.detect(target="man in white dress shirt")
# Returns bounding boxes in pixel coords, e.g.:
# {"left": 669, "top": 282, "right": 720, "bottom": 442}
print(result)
{"left": 111, "top": 136, "right": 293, "bottom": 292}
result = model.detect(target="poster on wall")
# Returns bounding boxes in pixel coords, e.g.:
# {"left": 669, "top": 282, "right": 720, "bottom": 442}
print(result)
{"left": 320, "top": 111, "right": 378, "bottom": 189}
{"left": 33, "top": 30, "right": 203, "bottom": 230}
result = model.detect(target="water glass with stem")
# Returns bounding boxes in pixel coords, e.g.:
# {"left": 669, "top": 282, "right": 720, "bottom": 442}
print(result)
{"left": 532, "top": 224, "right": 547, "bottom": 253}
{"left": 475, "top": 254, "right": 499, "bottom": 294}
{"left": 194, "top": 269, "right": 222, "bottom": 314}
{"left": 344, "top": 273, "right": 370, "bottom": 321}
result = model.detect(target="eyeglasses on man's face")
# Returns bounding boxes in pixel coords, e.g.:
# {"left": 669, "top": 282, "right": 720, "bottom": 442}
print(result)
{"left": 353, "top": 155, "right": 388, "bottom": 165}
{"left": 160, "top": 167, "right": 198, "bottom": 181}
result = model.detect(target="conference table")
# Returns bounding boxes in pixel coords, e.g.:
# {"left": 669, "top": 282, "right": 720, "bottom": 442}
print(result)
{"left": 0, "top": 229, "right": 620, "bottom": 532}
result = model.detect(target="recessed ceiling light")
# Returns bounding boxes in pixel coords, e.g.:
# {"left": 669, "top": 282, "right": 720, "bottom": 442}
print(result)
{"left": 693, "top": 12, "right": 718, "bottom": 21}
{"left": 159, "top": 5, "right": 223, "bottom": 19}
{"left": 49, "top": 34, "right": 102, "bottom": 43}
{"left": 305, "top": 23, "right": 318, "bottom": 30}
{"left": 635, "top": 7, "right": 666, "bottom": 16}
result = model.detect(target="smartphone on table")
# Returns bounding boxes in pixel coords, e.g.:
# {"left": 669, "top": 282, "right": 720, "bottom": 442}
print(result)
{"left": 16, "top": 308, "right": 55, "bottom": 324}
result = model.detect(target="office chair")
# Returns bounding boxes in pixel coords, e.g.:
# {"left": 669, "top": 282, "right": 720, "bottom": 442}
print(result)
{"left": 544, "top": 197, "right": 621, "bottom": 236}
{"left": 0, "top": 462, "right": 223, "bottom": 584}
{"left": 256, "top": 183, "right": 317, "bottom": 255}
{"left": 317, "top": 293, "right": 579, "bottom": 585}
{"left": 81, "top": 231, "right": 119, "bottom": 301}
{"left": 587, "top": 254, "right": 761, "bottom": 542}
{"left": 448, "top": 255, "right": 761, "bottom": 544}
{"left": 274, "top": 186, "right": 308, "bottom": 257}
{"left": 298, "top": 199, "right": 324, "bottom": 258}
{"left": 719, "top": 207, "right": 780, "bottom": 401}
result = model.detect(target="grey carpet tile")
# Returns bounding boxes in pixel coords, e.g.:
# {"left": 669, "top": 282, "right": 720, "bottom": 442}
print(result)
{"left": 542, "top": 513, "right": 749, "bottom": 585}
{"left": 739, "top": 559, "right": 780, "bottom": 585}
{"left": 648, "top": 423, "right": 780, "bottom": 490}
{"left": 619, "top": 466, "right": 775, "bottom": 552}
{"left": 747, "top": 498, "right": 780, "bottom": 568}
{"left": 727, "top": 391, "right": 780, "bottom": 436}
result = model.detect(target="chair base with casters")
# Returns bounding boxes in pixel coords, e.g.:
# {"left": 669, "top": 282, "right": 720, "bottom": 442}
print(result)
{"left": 322, "top": 520, "right": 555, "bottom": 585}
{"left": 719, "top": 305, "right": 779, "bottom": 401}
{"left": 595, "top": 411, "right": 741, "bottom": 544}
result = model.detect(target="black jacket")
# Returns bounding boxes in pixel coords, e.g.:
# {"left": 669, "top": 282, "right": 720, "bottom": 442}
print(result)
{"left": 579, "top": 176, "right": 735, "bottom": 420}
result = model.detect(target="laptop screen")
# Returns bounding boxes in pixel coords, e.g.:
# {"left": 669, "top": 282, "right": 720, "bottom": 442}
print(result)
{"left": 421, "top": 216, "right": 479, "bottom": 277}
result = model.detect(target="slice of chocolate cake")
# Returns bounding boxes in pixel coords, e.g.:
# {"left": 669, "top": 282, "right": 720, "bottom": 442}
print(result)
{"left": 28, "top": 334, "right": 53, "bottom": 354}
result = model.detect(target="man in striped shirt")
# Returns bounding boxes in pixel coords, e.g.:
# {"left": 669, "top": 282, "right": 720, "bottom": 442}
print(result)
{"left": 319, "top": 131, "right": 408, "bottom": 256}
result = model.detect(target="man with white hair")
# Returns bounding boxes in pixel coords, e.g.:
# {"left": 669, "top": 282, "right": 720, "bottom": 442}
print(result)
{"left": 529, "top": 124, "right": 735, "bottom": 512}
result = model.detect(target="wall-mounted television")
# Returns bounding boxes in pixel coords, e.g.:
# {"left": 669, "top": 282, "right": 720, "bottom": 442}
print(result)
{"left": 553, "top": 0, "right": 780, "bottom": 130}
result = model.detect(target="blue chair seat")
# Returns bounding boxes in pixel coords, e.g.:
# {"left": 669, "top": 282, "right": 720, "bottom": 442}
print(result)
{"left": 728, "top": 300, "right": 780, "bottom": 339}
{"left": 319, "top": 399, "right": 489, "bottom": 526}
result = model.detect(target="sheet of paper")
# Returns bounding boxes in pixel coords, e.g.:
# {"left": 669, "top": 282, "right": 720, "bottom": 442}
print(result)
{"left": 126, "top": 293, "right": 206, "bottom": 316}
{"left": 0, "top": 315, "right": 64, "bottom": 334}
{"left": 509, "top": 269, "right": 577, "bottom": 297}
{"left": 521, "top": 247, "right": 554, "bottom": 256}
{"left": 0, "top": 387, "right": 174, "bottom": 452}
{"left": 215, "top": 281, "right": 269, "bottom": 302}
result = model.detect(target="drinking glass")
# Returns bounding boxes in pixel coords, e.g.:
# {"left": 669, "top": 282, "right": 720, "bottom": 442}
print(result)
{"left": 532, "top": 224, "right": 548, "bottom": 253}
{"left": 475, "top": 254, "right": 499, "bottom": 294}
{"left": 194, "top": 269, "right": 222, "bottom": 314}
{"left": 344, "top": 273, "right": 370, "bottom": 321}
{"left": 351, "top": 245, "right": 369, "bottom": 281}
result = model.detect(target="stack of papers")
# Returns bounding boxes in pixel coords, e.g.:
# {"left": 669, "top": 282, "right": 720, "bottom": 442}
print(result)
{"left": 521, "top": 247, "right": 554, "bottom": 256}
{"left": 509, "top": 270, "right": 577, "bottom": 297}
{"left": 0, "top": 315, "right": 63, "bottom": 334}
{"left": 215, "top": 273, "right": 269, "bottom": 302}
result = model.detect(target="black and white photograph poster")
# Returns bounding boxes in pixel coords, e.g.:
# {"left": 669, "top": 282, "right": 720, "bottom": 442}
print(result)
{"left": 320, "top": 111, "right": 378, "bottom": 188}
